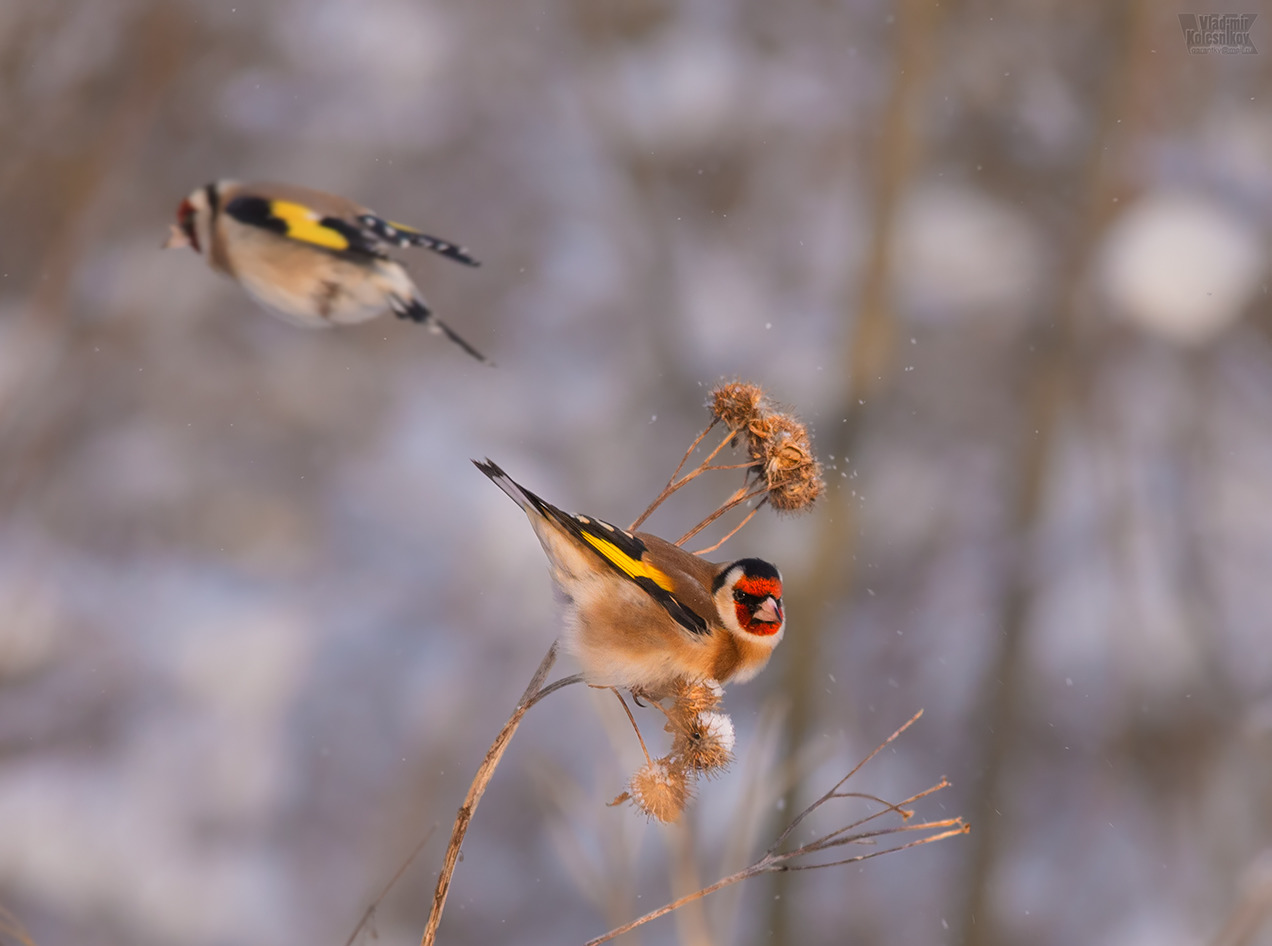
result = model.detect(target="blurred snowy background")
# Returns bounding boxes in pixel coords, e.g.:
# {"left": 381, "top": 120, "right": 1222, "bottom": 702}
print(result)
{"left": 2, "top": 1, "right": 1271, "bottom": 945}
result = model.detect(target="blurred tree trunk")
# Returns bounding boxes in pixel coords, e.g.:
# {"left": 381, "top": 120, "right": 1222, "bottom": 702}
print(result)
{"left": 954, "top": 2, "right": 1151, "bottom": 944}
{"left": 0, "top": 0, "right": 190, "bottom": 515}
{"left": 765, "top": 0, "right": 941, "bottom": 941}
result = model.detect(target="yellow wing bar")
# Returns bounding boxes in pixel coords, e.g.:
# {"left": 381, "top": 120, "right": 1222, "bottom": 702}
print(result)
{"left": 580, "top": 531, "right": 674, "bottom": 592}
{"left": 268, "top": 199, "right": 351, "bottom": 251}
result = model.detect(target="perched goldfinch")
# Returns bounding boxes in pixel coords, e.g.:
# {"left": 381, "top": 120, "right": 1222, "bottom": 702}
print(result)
{"left": 164, "top": 180, "right": 489, "bottom": 363}
{"left": 474, "top": 459, "right": 785, "bottom": 696}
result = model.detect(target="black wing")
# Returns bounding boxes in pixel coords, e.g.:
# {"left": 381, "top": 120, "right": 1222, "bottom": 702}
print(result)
{"left": 224, "top": 196, "right": 387, "bottom": 258}
{"left": 546, "top": 507, "right": 710, "bottom": 637}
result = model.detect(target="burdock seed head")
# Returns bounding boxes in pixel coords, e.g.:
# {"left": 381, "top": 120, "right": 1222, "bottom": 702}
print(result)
{"left": 674, "top": 710, "right": 736, "bottom": 776}
{"left": 753, "top": 413, "right": 824, "bottom": 512}
{"left": 664, "top": 678, "right": 724, "bottom": 727}
{"left": 661, "top": 680, "right": 734, "bottom": 776}
{"left": 709, "top": 382, "right": 825, "bottom": 513}
{"left": 629, "top": 757, "right": 693, "bottom": 823}
{"left": 710, "top": 382, "right": 768, "bottom": 434}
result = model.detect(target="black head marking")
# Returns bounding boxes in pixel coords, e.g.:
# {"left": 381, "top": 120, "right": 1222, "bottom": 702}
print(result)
{"left": 225, "top": 195, "right": 286, "bottom": 234}
{"left": 713, "top": 557, "right": 781, "bottom": 594}
{"left": 203, "top": 182, "right": 220, "bottom": 216}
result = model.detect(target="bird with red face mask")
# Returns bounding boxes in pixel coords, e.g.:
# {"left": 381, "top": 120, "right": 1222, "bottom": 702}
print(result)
{"left": 163, "top": 179, "right": 489, "bottom": 363}
{"left": 473, "top": 458, "right": 786, "bottom": 699}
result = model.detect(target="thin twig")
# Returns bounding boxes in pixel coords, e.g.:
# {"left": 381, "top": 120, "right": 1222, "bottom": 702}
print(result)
{"left": 771, "top": 709, "right": 923, "bottom": 851}
{"left": 344, "top": 827, "right": 438, "bottom": 946}
{"left": 668, "top": 420, "right": 720, "bottom": 484}
{"left": 583, "top": 865, "right": 756, "bottom": 946}
{"left": 675, "top": 485, "right": 769, "bottom": 548}
{"left": 419, "top": 642, "right": 582, "bottom": 946}
{"left": 696, "top": 426, "right": 742, "bottom": 470}
{"left": 775, "top": 820, "right": 969, "bottom": 871}
{"left": 797, "top": 812, "right": 963, "bottom": 856}
{"left": 584, "top": 806, "right": 964, "bottom": 945}
{"left": 631, "top": 424, "right": 738, "bottom": 530}
{"left": 812, "top": 780, "right": 950, "bottom": 848}
{"left": 608, "top": 688, "right": 652, "bottom": 764}
{"left": 691, "top": 501, "right": 765, "bottom": 556}
{"left": 582, "top": 711, "right": 965, "bottom": 945}
{"left": 823, "top": 790, "right": 913, "bottom": 813}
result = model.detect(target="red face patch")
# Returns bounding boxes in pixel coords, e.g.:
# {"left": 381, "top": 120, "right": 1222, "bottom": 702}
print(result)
{"left": 732, "top": 575, "right": 783, "bottom": 636}
{"left": 736, "top": 576, "right": 782, "bottom": 600}
{"left": 177, "top": 199, "right": 200, "bottom": 252}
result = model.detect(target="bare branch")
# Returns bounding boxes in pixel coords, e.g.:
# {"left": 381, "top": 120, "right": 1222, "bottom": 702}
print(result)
{"left": 344, "top": 827, "right": 437, "bottom": 946}
{"left": 419, "top": 642, "right": 581, "bottom": 946}
{"left": 776, "top": 821, "right": 970, "bottom": 871}
{"left": 584, "top": 802, "right": 964, "bottom": 945}
{"left": 583, "top": 866, "right": 756, "bottom": 946}
{"left": 631, "top": 423, "right": 735, "bottom": 531}
{"left": 583, "top": 712, "right": 965, "bottom": 945}
{"left": 608, "top": 688, "right": 652, "bottom": 765}
{"left": 810, "top": 780, "right": 951, "bottom": 849}
{"left": 691, "top": 502, "right": 764, "bottom": 556}
{"left": 675, "top": 486, "right": 768, "bottom": 548}
{"left": 771, "top": 709, "right": 924, "bottom": 851}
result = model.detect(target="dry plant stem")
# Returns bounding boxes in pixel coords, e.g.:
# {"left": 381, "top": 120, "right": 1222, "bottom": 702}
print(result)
{"left": 583, "top": 806, "right": 964, "bottom": 946}
{"left": 811, "top": 779, "right": 951, "bottom": 850}
{"left": 785, "top": 783, "right": 955, "bottom": 861}
{"left": 581, "top": 710, "right": 967, "bottom": 946}
{"left": 630, "top": 422, "right": 737, "bottom": 531}
{"left": 675, "top": 486, "right": 769, "bottom": 548}
{"left": 419, "top": 642, "right": 582, "bottom": 946}
{"left": 773, "top": 709, "right": 923, "bottom": 848}
{"left": 344, "top": 827, "right": 437, "bottom": 946}
{"left": 767, "top": 817, "right": 967, "bottom": 871}
{"left": 691, "top": 503, "right": 763, "bottom": 556}
{"left": 666, "top": 419, "right": 721, "bottom": 484}
{"left": 608, "top": 688, "right": 652, "bottom": 764}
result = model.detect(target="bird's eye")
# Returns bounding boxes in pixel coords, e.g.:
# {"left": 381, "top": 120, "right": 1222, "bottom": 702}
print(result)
{"left": 734, "top": 589, "right": 756, "bottom": 604}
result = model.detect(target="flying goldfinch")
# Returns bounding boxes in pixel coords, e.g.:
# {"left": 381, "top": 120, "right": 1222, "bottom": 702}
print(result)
{"left": 474, "top": 459, "right": 785, "bottom": 696}
{"left": 164, "top": 180, "right": 489, "bottom": 363}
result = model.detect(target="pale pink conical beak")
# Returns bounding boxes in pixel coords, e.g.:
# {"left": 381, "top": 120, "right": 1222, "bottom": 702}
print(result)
{"left": 754, "top": 597, "right": 783, "bottom": 624}
{"left": 162, "top": 224, "right": 191, "bottom": 250}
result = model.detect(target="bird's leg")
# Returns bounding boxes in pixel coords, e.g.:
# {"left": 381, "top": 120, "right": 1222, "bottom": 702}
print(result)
{"left": 628, "top": 685, "right": 654, "bottom": 708}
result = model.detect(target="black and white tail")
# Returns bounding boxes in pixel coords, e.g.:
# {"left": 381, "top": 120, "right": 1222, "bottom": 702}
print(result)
{"left": 474, "top": 459, "right": 580, "bottom": 532}
{"left": 357, "top": 214, "right": 481, "bottom": 266}
{"left": 472, "top": 458, "right": 545, "bottom": 513}
{"left": 391, "top": 296, "right": 491, "bottom": 365}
